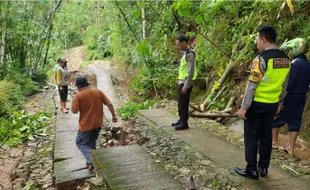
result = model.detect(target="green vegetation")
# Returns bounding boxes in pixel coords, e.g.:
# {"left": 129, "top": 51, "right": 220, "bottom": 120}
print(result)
{"left": 0, "top": 111, "right": 50, "bottom": 147}
{"left": 117, "top": 101, "right": 153, "bottom": 120}
{"left": 1, "top": 1, "right": 310, "bottom": 144}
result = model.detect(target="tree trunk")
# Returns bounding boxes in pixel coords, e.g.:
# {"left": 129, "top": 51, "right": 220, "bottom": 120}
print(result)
{"left": 0, "top": 1, "right": 9, "bottom": 69}
{"left": 43, "top": 24, "right": 53, "bottom": 70}
{"left": 115, "top": 1, "right": 140, "bottom": 43}
{"left": 30, "top": 0, "right": 62, "bottom": 76}
{"left": 141, "top": 6, "right": 147, "bottom": 39}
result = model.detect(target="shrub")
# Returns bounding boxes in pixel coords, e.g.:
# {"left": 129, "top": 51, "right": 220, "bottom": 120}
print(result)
{"left": 0, "top": 80, "right": 24, "bottom": 117}
{"left": 117, "top": 101, "right": 153, "bottom": 120}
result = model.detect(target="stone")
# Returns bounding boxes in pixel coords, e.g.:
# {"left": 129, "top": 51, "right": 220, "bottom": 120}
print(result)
{"left": 11, "top": 169, "right": 29, "bottom": 180}
{"left": 301, "top": 160, "right": 310, "bottom": 166}
{"left": 111, "top": 125, "right": 121, "bottom": 133}
{"left": 24, "top": 150, "right": 35, "bottom": 157}
{"left": 12, "top": 178, "right": 25, "bottom": 190}
{"left": 200, "top": 160, "right": 212, "bottom": 166}
{"left": 45, "top": 147, "right": 53, "bottom": 153}
{"left": 85, "top": 177, "right": 105, "bottom": 186}
{"left": 105, "top": 131, "right": 113, "bottom": 141}
{"left": 116, "top": 131, "right": 121, "bottom": 139}
{"left": 42, "top": 182, "right": 54, "bottom": 189}
{"left": 17, "top": 161, "right": 33, "bottom": 169}
{"left": 42, "top": 174, "right": 53, "bottom": 183}
{"left": 27, "top": 142, "right": 37, "bottom": 147}
{"left": 179, "top": 167, "right": 191, "bottom": 175}
{"left": 29, "top": 172, "right": 41, "bottom": 179}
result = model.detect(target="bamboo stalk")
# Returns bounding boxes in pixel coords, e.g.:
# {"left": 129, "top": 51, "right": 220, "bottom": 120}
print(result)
{"left": 190, "top": 112, "right": 238, "bottom": 118}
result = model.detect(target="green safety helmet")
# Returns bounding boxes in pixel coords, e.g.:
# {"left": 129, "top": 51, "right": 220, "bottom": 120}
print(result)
{"left": 280, "top": 38, "right": 307, "bottom": 58}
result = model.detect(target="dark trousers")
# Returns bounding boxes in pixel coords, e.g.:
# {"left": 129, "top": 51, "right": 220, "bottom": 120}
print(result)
{"left": 244, "top": 101, "right": 278, "bottom": 171}
{"left": 178, "top": 84, "right": 193, "bottom": 126}
{"left": 58, "top": 85, "right": 68, "bottom": 102}
{"left": 273, "top": 94, "right": 306, "bottom": 132}
{"left": 76, "top": 128, "right": 101, "bottom": 166}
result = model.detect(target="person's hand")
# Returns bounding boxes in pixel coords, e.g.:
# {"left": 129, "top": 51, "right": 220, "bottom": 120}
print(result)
{"left": 59, "top": 85, "right": 63, "bottom": 91}
{"left": 181, "top": 87, "right": 188, "bottom": 94}
{"left": 238, "top": 109, "right": 247, "bottom": 120}
{"left": 112, "top": 115, "right": 118, "bottom": 122}
{"left": 276, "top": 102, "right": 283, "bottom": 115}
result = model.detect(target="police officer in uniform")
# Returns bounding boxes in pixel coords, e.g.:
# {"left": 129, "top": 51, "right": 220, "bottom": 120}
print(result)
{"left": 235, "top": 26, "right": 290, "bottom": 179}
{"left": 172, "top": 34, "right": 198, "bottom": 130}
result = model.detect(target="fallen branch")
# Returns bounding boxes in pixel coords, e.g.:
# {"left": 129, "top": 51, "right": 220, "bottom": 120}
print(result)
{"left": 0, "top": 132, "right": 12, "bottom": 148}
{"left": 280, "top": 164, "right": 299, "bottom": 175}
{"left": 205, "top": 85, "right": 227, "bottom": 111}
{"left": 190, "top": 112, "right": 238, "bottom": 118}
{"left": 215, "top": 96, "right": 236, "bottom": 123}
{"left": 220, "top": 107, "right": 233, "bottom": 113}
{"left": 190, "top": 104, "right": 203, "bottom": 113}
{"left": 225, "top": 97, "right": 236, "bottom": 110}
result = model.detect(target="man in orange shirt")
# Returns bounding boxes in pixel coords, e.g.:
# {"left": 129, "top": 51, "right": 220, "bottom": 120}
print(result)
{"left": 71, "top": 77, "right": 118, "bottom": 171}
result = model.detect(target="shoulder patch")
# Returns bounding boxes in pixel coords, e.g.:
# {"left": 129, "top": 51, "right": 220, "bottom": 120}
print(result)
{"left": 248, "top": 58, "right": 263, "bottom": 83}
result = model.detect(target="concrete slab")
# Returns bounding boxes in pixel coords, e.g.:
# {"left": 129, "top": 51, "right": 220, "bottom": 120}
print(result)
{"left": 138, "top": 108, "right": 310, "bottom": 190}
{"left": 54, "top": 95, "right": 94, "bottom": 189}
{"left": 91, "top": 145, "right": 184, "bottom": 190}
{"left": 54, "top": 68, "right": 125, "bottom": 189}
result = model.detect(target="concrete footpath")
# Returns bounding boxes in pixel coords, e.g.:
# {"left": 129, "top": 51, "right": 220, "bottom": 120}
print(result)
{"left": 54, "top": 66, "right": 123, "bottom": 189}
{"left": 91, "top": 145, "right": 184, "bottom": 190}
{"left": 53, "top": 94, "right": 95, "bottom": 189}
{"left": 138, "top": 108, "right": 310, "bottom": 190}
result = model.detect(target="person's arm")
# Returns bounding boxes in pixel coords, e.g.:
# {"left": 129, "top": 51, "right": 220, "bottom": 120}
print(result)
{"left": 286, "top": 62, "right": 298, "bottom": 94}
{"left": 241, "top": 82, "right": 258, "bottom": 110}
{"left": 239, "top": 56, "right": 266, "bottom": 119}
{"left": 101, "top": 92, "right": 118, "bottom": 122}
{"left": 56, "top": 69, "right": 62, "bottom": 85}
{"left": 71, "top": 95, "right": 79, "bottom": 114}
{"left": 182, "top": 52, "right": 195, "bottom": 93}
{"left": 106, "top": 102, "right": 117, "bottom": 122}
{"left": 54, "top": 71, "right": 57, "bottom": 84}
{"left": 280, "top": 74, "right": 289, "bottom": 101}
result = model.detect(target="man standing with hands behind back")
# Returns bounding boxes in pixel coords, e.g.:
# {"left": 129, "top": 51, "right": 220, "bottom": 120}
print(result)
{"left": 235, "top": 26, "right": 290, "bottom": 179}
{"left": 172, "top": 34, "right": 198, "bottom": 130}
{"left": 71, "top": 76, "right": 118, "bottom": 171}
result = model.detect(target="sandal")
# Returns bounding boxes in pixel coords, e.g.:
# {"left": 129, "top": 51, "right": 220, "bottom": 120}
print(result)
{"left": 282, "top": 147, "right": 294, "bottom": 155}
{"left": 88, "top": 164, "right": 94, "bottom": 172}
{"left": 272, "top": 145, "right": 279, "bottom": 149}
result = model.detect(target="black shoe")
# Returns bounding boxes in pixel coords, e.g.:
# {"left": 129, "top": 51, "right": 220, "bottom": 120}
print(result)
{"left": 175, "top": 124, "right": 189, "bottom": 130}
{"left": 171, "top": 119, "right": 182, "bottom": 127}
{"left": 234, "top": 167, "right": 259, "bottom": 180}
{"left": 258, "top": 167, "right": 268, "bottom": 177}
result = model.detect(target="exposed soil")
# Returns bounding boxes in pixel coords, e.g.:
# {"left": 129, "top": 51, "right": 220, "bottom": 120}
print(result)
{"left": 0, "top": 146, "right": 25, "bottom": 190}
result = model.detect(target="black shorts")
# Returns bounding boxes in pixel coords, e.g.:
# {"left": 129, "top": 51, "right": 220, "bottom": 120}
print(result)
{"left": 58, "top": 85, "right": 68, "bottom": 102}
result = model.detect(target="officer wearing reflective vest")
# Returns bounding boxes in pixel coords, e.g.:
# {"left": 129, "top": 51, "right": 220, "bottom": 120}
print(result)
{"left": 172, "top": 34, "right": 198, "bottom": 130}
{"left": 235, "top": 26, "right": 290, "bottom": 180}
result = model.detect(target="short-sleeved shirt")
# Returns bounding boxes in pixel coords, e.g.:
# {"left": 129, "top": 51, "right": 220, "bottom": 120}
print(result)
{"left": 54, "top": 65, "right": 59, "bottom": 72}
{"left": 56, "top": 67, "right": 69, "bottom": 86}
{"left": 71, "top": 87, "right": 111, "bottom": 131}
